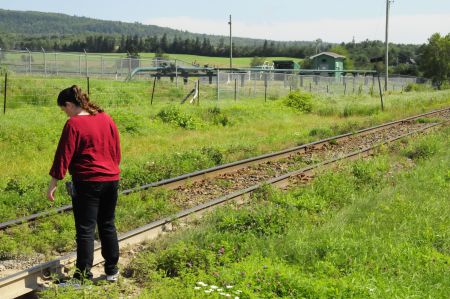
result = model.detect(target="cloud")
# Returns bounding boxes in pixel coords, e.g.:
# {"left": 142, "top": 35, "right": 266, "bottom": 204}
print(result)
{"left": 145, "top": 14, "right": 450, "bottom": 44}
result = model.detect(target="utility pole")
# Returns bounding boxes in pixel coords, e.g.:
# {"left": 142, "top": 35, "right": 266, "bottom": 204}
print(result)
{"left": 228, "top": 15, "right": 233, "bottom": 69}
{"left": 385, "top": 0, "right": 393, "bottom": 91}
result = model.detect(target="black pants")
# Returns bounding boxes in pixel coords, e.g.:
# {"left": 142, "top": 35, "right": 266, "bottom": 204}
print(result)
{"left": 72, "top": 180, "right": 119, "bottom": 279}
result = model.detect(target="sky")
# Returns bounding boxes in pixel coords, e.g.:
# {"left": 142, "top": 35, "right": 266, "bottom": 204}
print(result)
{"left": 1, "top": 0, "right": 449, "bottom": 44}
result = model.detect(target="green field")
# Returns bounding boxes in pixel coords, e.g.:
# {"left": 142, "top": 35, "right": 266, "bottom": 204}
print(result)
{"left": 138, "top": 53, "right": 302, "bottom": 68}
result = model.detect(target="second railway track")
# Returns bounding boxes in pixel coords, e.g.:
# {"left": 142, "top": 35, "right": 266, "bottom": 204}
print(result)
{"left": 0, "top": 107, "right": 449, "bottom": 298}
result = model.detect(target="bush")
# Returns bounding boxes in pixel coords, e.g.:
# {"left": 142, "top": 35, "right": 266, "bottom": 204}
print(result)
{"left": 404, "top": 83, "right": 432, "bottom": 92}
{"left": 206, "top": 107, "right": 230, "bottom": 127}
{"left": 156, "top": 106, "right": 198, "bottom": 129}
{"left": 283, "top": 91, "right": 313, "bottom": 112}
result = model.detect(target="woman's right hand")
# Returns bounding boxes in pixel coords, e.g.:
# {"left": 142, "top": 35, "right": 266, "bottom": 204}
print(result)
{"left": 47, "top": 177, "right": 58, "bottom": 202}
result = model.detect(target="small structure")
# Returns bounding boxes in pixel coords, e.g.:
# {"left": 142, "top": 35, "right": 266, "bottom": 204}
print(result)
{"left": 310, "top": 52, "right": 345, "bottom": 76}
{"left": 273, "top": 60, "right": 301, "bottom": 71}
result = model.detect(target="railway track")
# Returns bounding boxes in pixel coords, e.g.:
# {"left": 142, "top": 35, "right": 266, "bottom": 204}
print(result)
{"left": 1, "top": 107, "right": 449, "bottom": 231}
{"left": 0, "top": 107, "right": 448, "bottom": 298}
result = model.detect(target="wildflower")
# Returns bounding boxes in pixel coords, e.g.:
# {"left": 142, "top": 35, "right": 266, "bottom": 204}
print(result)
{"left": 210, "top": 285, "right": 218, "bottom": 289}
{"left": 194, "top": 287, "right": 201, "bottom": 290}
{"left": 217, "top": 288, "right": 223, "bottom": 292}
{"left": 226, "top": 285, "right": 233, "bottom": 289}
{"left": 204, "top": 290, "right": 212, "bottom": 293}
{"left": 197, "top": 281, "right": 208, "bottom": 287}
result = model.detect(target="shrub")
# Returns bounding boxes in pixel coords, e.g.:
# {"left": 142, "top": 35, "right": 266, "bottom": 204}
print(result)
{"left": 206, "top": 107, "right": 230, "bottom": 127}
{"left": 156, "top": 106, "right": 198, "bottom": 129}
{"left": 404, "top": 83, "right": 432, "bottom": 92}
{"left": 283, "top": 91, "right": 313, "bottom": 112}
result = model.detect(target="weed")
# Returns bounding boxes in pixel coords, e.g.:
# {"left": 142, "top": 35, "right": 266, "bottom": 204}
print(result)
{"left": 156, "top": 105, "right": 199, "bottom": 129}
{"left": 402, "top": 139, "right": 438, "bottom": 160}
{"left": 201, "top": 147, "right": 223, "bottom": 165}
{"left": 309, "top": 127, "right": 333, "bottom": 139}
{"left": 283, "top": 91, "right": 313, "bottom": 112}
{"left": 342, "top": 104, "right": 380, "bottom": 117}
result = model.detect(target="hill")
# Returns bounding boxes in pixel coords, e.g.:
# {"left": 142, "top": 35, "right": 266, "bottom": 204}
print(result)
{"left": 0, "top": 9, "right": 314, "bottom": 48}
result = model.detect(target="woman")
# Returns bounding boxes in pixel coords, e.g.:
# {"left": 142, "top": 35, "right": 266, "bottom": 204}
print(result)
{"left": 47, "top": 85, "right": 121, "bottom": 282}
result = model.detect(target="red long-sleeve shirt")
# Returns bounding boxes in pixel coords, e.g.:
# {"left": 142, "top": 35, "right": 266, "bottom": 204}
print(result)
{"left": 49, "top": 112, "right": 121, "bottom": 181}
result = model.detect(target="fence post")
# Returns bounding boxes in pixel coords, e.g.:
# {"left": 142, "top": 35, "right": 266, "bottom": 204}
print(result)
{"left": 234, "top": 78, "right": 237, "bottom": 101}
{"left": 42, "top": 48, "right": 47, "bottom": 75}
{"left": 84, "top": 50, "right": 88, "bottom": 77}
{"left": 27, "top": 48, "right": 32, "bottom": 74}
{"left": 79, "top": 55, "right": 81, "bottom": 76}
{"left": 264, "top": 73, "right": 268, "bottom": 102}
{"left": 175, "top": 59, "right": 178, "bottom": 87}
{"left": 377, "top": 73, "right": 384, "bottom": 111}
{"left": 197, "top": 79, "right": 200, "bottom": 105}
{"left": 151, "top": 76, "right": 157, "bottom": 105}
{"left": 87, "top": 76, "right": 90, "bottom": 95}
{"left": 3, "top": 73, "right": 7, "bottom": 114}
{"left": 54, "top": 52, "right": 58, "bottom": 75}
{"left": 216, "top": 69, "right": 220, "bottom": 101}
{"left": 101, "top": 56, "right": 104, "bottom": 77}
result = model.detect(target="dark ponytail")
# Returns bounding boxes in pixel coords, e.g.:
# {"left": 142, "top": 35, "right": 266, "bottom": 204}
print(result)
{"left": 57, "top": 85, "right": 103, "bottom": 115}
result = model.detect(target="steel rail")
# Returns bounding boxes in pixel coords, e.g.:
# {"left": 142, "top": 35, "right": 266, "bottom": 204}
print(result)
{"left": 0, "top": 107, "right": 448, "bottom": 231}
{"left": 0, "top": 119, "right": 446, "bottom": 299}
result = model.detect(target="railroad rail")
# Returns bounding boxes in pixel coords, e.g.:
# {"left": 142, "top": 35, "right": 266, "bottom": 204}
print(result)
{"left": 0, "top": 108, "right": 448, "bottom": 298}
{"left": 1, "top": 107, "right": 448, "bottom": 231}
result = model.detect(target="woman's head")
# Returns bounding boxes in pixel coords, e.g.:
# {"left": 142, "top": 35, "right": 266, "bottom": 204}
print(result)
{"left": 57, "top": 85, "right": 103, "bottom": 115}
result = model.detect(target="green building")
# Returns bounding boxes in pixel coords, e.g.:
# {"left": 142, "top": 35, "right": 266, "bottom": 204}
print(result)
{"left": 310, "top": 52, "right": 345, "bottom": 76}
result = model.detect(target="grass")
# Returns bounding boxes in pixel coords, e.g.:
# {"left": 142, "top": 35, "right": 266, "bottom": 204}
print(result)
{"left": 39, "top": 127, "right": 450, "bottom": 298}
{"left": 0, "top": 74, "right": 449, "bottom": 223}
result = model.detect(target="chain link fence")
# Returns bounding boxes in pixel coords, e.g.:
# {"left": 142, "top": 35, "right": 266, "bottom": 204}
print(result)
{"left": 0, "top": 49, "right": 192, "bottom": 79}
{"left": 212, "top": 70, "right": 426, "bottom": 100}
{"left": 0, "top": 50, "right": 431, "bottom": 112}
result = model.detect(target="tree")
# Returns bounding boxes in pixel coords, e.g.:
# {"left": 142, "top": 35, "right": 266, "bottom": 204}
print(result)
{"left": 250, "top": 56, "right": 266, "bottom": 67}
{"left": 419, "top": 33, "right": 450, "bottom": 88}
{"left": 329, "top": 45, "right": 354, "bottom": 70}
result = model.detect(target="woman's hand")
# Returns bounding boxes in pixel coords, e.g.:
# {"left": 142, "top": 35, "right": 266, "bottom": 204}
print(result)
{"left": 47, "top": 177, "right": 58, "bottom": 202}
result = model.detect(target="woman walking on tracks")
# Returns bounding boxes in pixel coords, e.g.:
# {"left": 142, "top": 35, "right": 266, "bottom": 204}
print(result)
{"left": 47, "top": 85, "right": 121, "bottom": 282}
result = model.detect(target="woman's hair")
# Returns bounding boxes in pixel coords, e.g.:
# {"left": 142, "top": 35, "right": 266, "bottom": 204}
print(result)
{"left": 57, "top": 85, "right": 103, "bottom": 115}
